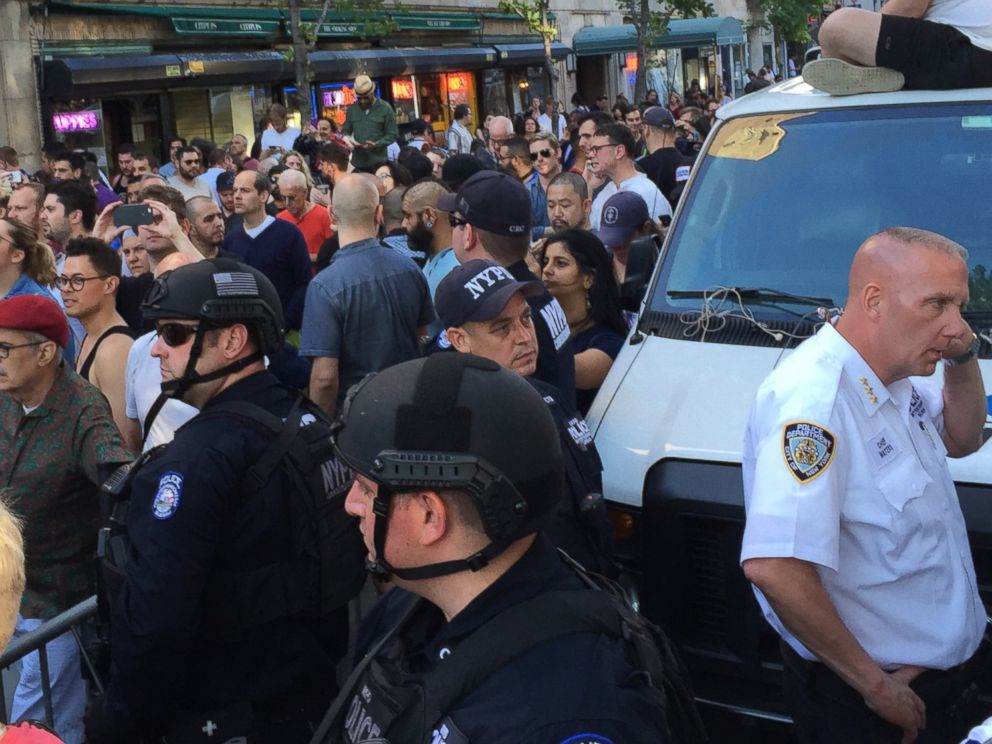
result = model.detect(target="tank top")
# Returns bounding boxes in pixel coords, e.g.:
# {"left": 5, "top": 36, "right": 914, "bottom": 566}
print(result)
{"left": 78, "top": 325, "right": 133, "bottom": 382}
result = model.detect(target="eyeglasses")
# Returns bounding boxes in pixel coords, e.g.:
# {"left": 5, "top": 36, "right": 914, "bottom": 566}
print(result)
{"left": 0, "top": 341, "right": 45, "bottom": 359}
{"left": 156, "top": 322, "right": 200, "bottom": 347}
{"left": 588, "top": 144, "right": 617, "bottom": 155}
{"left": 55, "top": 274, "right": 110, "bottom": 291}
{"left": 448, "top": 214, "right": 469, "bottom": 229}
{"left": 489, "top": 137, "right": 508, "bottom": 147}
{"left": 529, "top": 148, "right": 555, "bottom": 162}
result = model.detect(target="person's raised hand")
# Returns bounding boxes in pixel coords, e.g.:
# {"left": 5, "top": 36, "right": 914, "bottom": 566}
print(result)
{"left": 93, "top": 201, "right": 128, "bottom": 244}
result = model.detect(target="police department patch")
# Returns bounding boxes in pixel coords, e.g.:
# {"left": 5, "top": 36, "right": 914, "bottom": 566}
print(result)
{"left": 782, "top": 422, "right": 835, "bottom": 483}
{"left": 152, "top": 471, "right": 183, "bottom": 519}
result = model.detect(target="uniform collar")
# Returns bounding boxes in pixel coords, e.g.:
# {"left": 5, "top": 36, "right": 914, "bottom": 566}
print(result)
{"left": 202, "top": 370, "right": 282, "bottom": 410}
{"left": 818, "top": 322, "right": 891, "bottom": 415}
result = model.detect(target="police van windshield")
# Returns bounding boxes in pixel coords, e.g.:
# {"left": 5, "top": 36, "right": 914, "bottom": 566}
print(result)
{"left": 652, "top": 104, "right": 992, "bottom": 319}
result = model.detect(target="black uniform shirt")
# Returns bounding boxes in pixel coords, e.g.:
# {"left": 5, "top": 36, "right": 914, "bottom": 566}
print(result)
{"left": 104, "top": 371, "right": 345, "bottom": 736}
{"left": 345, "top": 536, "right": 669, "bottom": 744}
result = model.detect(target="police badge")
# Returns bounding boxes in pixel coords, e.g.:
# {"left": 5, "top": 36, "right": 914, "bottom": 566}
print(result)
{"left": 152, "top": 471, "right": 184, "bottom": 520}
{"left": 782, "top": 422, "right": 835, "bottom": 483}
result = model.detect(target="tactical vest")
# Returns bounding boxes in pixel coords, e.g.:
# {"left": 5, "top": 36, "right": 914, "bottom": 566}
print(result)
{"left": 98, "top": 395, "right": 366, "bottom": 637}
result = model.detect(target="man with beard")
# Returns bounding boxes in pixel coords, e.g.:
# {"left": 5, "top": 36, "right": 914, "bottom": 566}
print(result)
{"left": 166, "top": 146, "right": 211, "bottom": 202}
{"left": 401, "top": 180, "right": 459, "bottom": 301}
{"left": 546, "top": 172, "right": 592, "bottom": 232}
{"left": 185, "top": 196, "right": 231, "bottom": 259}
{"left": 110, "top": 145, "right": 136, "bottom": 196}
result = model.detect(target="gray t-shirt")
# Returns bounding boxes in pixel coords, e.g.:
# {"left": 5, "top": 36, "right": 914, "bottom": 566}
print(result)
{"left": 300, "top": 237, "right": 433, "bottom": 403}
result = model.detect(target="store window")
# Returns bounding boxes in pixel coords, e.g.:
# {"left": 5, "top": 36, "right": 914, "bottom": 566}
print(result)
{"left": 316, "top": 82, "right": 368, "bottom": 129}
{"left": 392, "top": 77, "right": 418, "bottom": 124}
{"left": 483, "top": 69, "right": 510, "bottom": 118}
{"left": 51, "top": 100, "right": 108, "bottom": 165}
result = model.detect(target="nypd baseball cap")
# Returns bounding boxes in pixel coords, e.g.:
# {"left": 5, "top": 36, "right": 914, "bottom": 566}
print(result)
{"left": 435, "top": 259, "right": 542, "bottom": 329}
{"left": 643, "top": 106, "right": 676, "bottom": 129}
{"left": 437, "top": 171, "right": 532, "bottom": 237}
{"left": 594, "top": 191, "right": 649, "bottom": 250}
{"left": 216, "top": 171, "right": 235, "bottom": 192}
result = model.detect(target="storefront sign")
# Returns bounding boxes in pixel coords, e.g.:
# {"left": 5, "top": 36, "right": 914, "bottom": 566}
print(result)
{"left": 166, "top": 65, "right": 182, "bottom": 77}
{"left": 314, "top": 12, "right": 479, "bottom": 36}
{"left": 172, "top": 18, "right": 280, "bottom": 37}
{"left": 323, "top": 87, "right": 358, "bottom": 108}
{"left": 53, "top": 111, "right": 100, "bottom": 132}
{"left": 392, "top": 80, "right": 415, "bottom": 99}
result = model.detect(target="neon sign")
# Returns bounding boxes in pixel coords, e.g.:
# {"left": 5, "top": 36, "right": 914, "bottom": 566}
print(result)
{"left": 53, "top": 111, "right": 100, "bottom": 132}
{"left": 392, "top": 80, "right": 414, "bottom": 99}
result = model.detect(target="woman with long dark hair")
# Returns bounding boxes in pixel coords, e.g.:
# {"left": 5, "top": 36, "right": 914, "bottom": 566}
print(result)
{"left": 541, "top": 229, "right": 628, "bottom": 414}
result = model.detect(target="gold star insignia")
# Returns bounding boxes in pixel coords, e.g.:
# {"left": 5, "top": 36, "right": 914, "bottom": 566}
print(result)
{"left": 859, "top": 376, "right": 878, "bottom": 405}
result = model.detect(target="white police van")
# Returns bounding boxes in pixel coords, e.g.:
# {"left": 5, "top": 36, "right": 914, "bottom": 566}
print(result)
{"left": 587, "top": 78, "right": 992, "bottom": 719}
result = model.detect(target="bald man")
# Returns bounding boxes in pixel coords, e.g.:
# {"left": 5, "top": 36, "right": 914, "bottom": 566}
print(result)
{"left": 488, "top": 115, "right": 514, "bottom": 158}
{"left": 275, "top": 168, "right": 333, "bottom": 262}
{"left": 741, "top": 227, "right": 987, "bottom": 744}
{"left": 300, "top": 175, "right": 433, "bottom": 415}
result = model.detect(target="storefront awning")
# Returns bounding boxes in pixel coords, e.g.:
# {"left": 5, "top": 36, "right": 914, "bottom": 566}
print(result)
{"left": 42, "top": 52, "right": 287, "bottom": 97}
{"left": 43, "top": 54, "right": 186, "bottom": 97}
{"left": 307, "top": 10, "right": 482, "bottom": 37}
{"left": 310, "top": 47, "right": 497, "bottom": 81}
{"left": 493, "top": 42, "right": 571, "bottom": 66}
{"left": 573, "top": 16, "right": 745, "bottom": 56}
{"left": 48, "top": 2, "right": 283, "bottom": 36}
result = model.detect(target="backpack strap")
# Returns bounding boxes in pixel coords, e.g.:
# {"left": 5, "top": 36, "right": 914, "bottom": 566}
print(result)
{"left": 308, "top": 596, "right": 426, "bottom": 744}
{"left": 416, "top": 589, "right": 624, "bottom": 735}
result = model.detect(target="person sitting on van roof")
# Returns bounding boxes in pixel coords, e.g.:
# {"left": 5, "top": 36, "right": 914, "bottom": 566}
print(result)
{"left": 804, "top": 0, "right": 992, "bottom": 95}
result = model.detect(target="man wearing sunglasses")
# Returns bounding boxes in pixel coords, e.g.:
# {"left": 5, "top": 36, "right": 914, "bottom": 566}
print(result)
{"left": 90, "top": 258, "right": 362, "bottom": 743}
{"left": 343, "top": 75, "right": 398, "bottom": 173}
{"left": 0, "top": 294, "right": 131, "bottom": 744}
{"left": 528, "top": 132, "right": 563, "bottom": 240}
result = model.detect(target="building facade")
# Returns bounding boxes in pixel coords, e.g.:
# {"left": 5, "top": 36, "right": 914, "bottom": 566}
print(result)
{"left": 1, "top": 0, "right": 785, "bottom": 171}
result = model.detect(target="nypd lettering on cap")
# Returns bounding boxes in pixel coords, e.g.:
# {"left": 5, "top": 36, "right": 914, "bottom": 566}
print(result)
{"left": 782, "top": 421, "right": 835, "bottom": 483}
{"left": 152, "top": 471, "right": 183, "bottom": 519}
{"left": 463, "top": 265, "right": 513, "bottom": 299}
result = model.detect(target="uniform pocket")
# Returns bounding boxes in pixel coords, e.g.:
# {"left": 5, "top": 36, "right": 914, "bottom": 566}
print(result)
{"left": 874, "top": 460, "right": 931, "bottom": 513}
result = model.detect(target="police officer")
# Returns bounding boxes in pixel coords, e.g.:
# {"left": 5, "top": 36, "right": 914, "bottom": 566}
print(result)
{"left": 315, "top": 353, "right": 670, "bottom": 743}
{"left": 89, "top": 258, "right": 364, "bottom": 743}
{"left": 435, "top": 258, "right": 615, "bottom": 575}
{"left": 741, "top": 227, "right": 988, "bottom": 743}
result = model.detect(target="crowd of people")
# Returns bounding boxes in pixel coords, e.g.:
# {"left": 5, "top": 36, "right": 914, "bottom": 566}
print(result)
{"left": 0, "top": 74, "right": 719, "bottom": 743}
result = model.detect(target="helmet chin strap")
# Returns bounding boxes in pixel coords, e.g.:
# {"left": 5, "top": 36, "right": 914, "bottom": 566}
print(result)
{"left": 367, "top": 485, "right": 514, "bottom": 582}
{"left": 159, "top": 325, "right": 264, "bottom": 403}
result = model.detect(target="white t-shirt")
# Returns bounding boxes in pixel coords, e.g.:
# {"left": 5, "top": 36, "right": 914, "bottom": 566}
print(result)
{"left": 589, "top": 173, "right": 673, "bottom": 229}
{"left": 125, "top": 331, "right": 198, "bottom": 451}
{"left": 261, "top": 126, "right": 301, "bottom": 153}
{"left": 537, "top": 113, "right": 567, "bottom": 139}
{"left": 741, "top": 323, "right": 984, "bottom": 670}
{"left": 166, "top": 175, "right": 212, "bottom": 202}
{"left": 927, "top": 0, "right": 992, "bottom": 50}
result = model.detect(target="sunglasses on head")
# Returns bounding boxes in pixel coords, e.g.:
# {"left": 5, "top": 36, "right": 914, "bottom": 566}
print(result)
{"left": 530, "top": 148, "right": 555, "bottom": 162}
{"left": 448, "top": 214, "right": 469, "bottom": 229}
{"left": 156, "top": 322, "right": 200, "bottom": 347}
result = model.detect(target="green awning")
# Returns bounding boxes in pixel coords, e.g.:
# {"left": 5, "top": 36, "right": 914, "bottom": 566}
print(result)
{"left": 573, "top": 16, "right": 745, "bottom": 57}
{"left": 48, "top": 2, "right": 282, "bottom": 36}
{"left": 49, "top": 2, "right": 282, "bottom": 20}
{"left": 172, "top": 18, "right": 280, "bottom": 37}
{"left": 304, "top": 9, "right": 480, "bottom": 36}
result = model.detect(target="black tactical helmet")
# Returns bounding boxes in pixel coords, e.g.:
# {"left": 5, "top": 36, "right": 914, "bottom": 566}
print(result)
{"left": 142, "top": 258, "right": 286, "bottom": 357}
{"left": 334, "top": 353, "right": 563, "bottom": 580}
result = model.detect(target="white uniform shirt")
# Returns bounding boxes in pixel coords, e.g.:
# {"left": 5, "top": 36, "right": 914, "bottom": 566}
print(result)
{"left": 741, "top": 322, "right": 985, "bottom": 670}
{"left": 125, "top": 331, "right": 198, "bottom": 451}
{"left": 927, "top": 0, "right": 992, "bottom": 51}
{"left": 260, "top": 126, "right": 301, "bottom": 153}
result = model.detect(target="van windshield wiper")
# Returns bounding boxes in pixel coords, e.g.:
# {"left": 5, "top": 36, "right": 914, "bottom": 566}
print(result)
{"left": 667, "top": 287, "right": 835, "bottom": 308}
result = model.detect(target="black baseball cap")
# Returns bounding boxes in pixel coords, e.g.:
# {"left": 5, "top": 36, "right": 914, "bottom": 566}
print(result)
{"left": 442, "top": 154, "right": 486, "bottom": 192}
{"left": 435, "top": 259, "right": 542, "bottom": 329}
{"left": 216, "top": 171, "right": 235, "bottom": 192}
{"left": 437, "top": 171, "right": 532, "bottom": 237}
{"left": 643, "top": 106, "right": 676, "bottom": 129}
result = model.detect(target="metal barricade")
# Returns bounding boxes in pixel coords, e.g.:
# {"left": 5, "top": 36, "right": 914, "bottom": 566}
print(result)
{"left": 0, "top": 596, "right": 100, "bottom": 727}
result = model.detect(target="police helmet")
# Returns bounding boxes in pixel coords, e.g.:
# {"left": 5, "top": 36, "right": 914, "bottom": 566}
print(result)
{"left": 334, "top": 353, "right": 563, "bottom": 580}
{"left": 142, "top": 258, "right": 285, "bottom": 357}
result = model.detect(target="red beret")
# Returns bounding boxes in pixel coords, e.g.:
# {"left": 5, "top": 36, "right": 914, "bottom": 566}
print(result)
{"left": 0, "top": 295, "right": 70, "bottom": 349}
